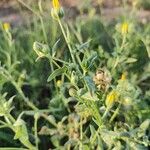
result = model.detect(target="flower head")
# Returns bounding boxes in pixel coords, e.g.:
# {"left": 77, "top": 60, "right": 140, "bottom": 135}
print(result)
{"left": 51, "top": 0, "right": 64, "bottom": 20}
{"left": 121, "top": 22, "right": 129, "bottom": 35}
{"left": 93, "top": 68, "right": 112, "bottom": 91}
{"left": 3, "top": 22, "right": 11, "bottom": 31}
{"left": 52, "top": 0, "right": 60, "bottom": 10}
{"left": 106, "top": 90, "right": 119, "bottom": 108}
{"left": 121, "top": 72, "right": 127, "bottom": 81}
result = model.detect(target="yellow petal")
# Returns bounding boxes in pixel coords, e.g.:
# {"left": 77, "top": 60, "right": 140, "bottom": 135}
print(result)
{"left": 3, "top": 23, "right": 10, "bottom": 31}
{"left": 52, "top": 0, "right": 60, "bottom": 10}
{"left": 121, "top": 72, "right": 127, "bottom": 80}
{"left": 121, "top": 22, "right": 129, "bottom": 34}
{"left": 106, "top": 90, "right": 118, "bottom": 108}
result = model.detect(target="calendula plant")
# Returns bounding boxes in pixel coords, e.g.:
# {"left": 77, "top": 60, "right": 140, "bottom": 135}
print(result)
{"left": 0, "top": 0, "right": 150, "bottom": 149}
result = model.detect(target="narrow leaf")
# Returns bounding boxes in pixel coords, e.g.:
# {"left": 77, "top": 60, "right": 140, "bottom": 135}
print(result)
{"left": 47, "top": 66, "right": 67, "bottom": 82}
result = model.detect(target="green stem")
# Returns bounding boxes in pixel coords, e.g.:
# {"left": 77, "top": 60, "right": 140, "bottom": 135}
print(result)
{"left": 48, "top": 57, "right": 58, "bottom": 93}
{"left": 39, "top": 16, "right": 48, "bottom": 44}
{"left": 0, "top": 120, "right": 7, "bottom": 125}
{"left": 102, "top": 107, "right": 110, "bottom": 120}
{"left": 109, "top": 103, "right": 121, "bottom": 123}
{"left": 57, "top": 19, "right": 76, "bottom": 64}
{"left": 91, "top": 127, "right": 101, "bottom": 145}
{"left": 12, "top": 81, "right": 38, "bottom": 110}
{"left": 120, "top": 34, "right": 126, "bottom": 52}
{"left": 7, "top": 113, "right": 16, "bottom": 124}
{"left": 79, "top": 116, "right": 83, "bottom": 150}
{"left": 0, "top": 125, "right": 9, "bottom": 129}
{"left": 53, "top": 57, "right": 70, "bottom": 65}
{"left": 34, "top": 114, "right": 39, "bottom": 150}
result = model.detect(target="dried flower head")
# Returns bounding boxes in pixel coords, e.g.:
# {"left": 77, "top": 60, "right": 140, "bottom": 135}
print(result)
{"left": 93, "top": 68, "right": 112, "bottom": 91}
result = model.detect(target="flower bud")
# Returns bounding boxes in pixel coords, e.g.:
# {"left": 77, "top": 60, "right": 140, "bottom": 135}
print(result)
{"left": 33, "top": 41, "right": 49, "bottom": 61}
{"left": 121, "top": 22, "right": 129, "bottom": 35}
{"left": 71, "top": 71, "right": 78, "bottom": 85}
{"left": 3, "top": 22, "right": 11, "bottom": 32}
{"left": 56, "top": 80, "right": 62, "bottom": 87}
{"left": 106, "top": 90, "right": 119, "bottom": 108}
{"left": 69, "top": 87, "right": 77, "bottom": 97}
{"left": 120, "top": 72, "right": 127, "bottom": 81}
{"left": 51, "top": 0, "right": 64, "bottom": 20}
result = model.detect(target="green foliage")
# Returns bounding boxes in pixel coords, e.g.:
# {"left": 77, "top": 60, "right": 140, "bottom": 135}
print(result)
{"left": 0, "top": 0, "right": 150, "bottom": 149}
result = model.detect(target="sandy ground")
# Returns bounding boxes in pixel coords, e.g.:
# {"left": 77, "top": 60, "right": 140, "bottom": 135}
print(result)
{"left": 0, "top": 0, "right": 150, "bottom": 26}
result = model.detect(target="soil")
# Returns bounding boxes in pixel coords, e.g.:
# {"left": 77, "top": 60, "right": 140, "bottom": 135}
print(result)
{"left": 0, "top": 0, "right": 150, "bottom": 26}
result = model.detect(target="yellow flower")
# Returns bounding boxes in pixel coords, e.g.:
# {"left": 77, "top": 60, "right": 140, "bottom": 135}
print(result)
{"left": 106, "top": 90, "right": 119, "bottom": 108}
{"left": 51, "top": 0, "right": 64, "bottom": 20}
{"left": 3, "top": 23, "right": 10, "bottom": 31}
{"left": 52, "top": 0, "right": 60, "bottom": 10}
{"left": 121, "top": 72, "right": 127, "bottom": 81}
{"left": 121, "top": 22, "right": 129, "bottom": 35}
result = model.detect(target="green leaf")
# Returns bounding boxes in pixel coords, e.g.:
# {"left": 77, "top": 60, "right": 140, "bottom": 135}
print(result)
{"left": 13, "top": 119, "right": 28, "bottom": 140}
{"left": 47, "top": 66, "right": 67, "bottom": 82}
{"left": 126, "top": 58, "right": 137, "bottom": 63}
{"left": 51, "top": 135, "right": 60, "bottom": 147}
{"left": 83, "top": 145, "right": 90, "bottom": 150}
{"left": 90, "top": 125, "right": 96, "bottom": 142}
{"left": 52, "top": 39, "right": 60, "bottom": 57}
{"left": 84, "top": 76, "right": 96, "bottom": 93}
{"left": 140, "top": 119, "right": 150, "bottom": 130}
{"left": 76, "top": 40, "right": 91, "bottom": 52}
{"left": 87, "top": 52, "right": 98, "bottom": 69}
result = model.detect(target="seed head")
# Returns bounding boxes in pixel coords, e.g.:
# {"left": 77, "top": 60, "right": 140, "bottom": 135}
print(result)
{"left": 93, "top": 68, "right": 111, "bottom": 91}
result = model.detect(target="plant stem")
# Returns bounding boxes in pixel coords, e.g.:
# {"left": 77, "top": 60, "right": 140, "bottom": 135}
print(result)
{"left": 34, "top": 114, "right": 39, "bottom": 150}
{"left": 12, "top": 81, "right": 38, "bottom": 110}
{"left": 120, "top": 35, "right": 126, "bottom": 52}
{"left": 7, "top": 113, "right": 16, "bottom": 124}
{"left": 0, "top": 125, "right": 9, "bottom": 129}
{"left": 79, "top": 116, "right": 83, "bottom": 150}
{"left": 102, "top": 107, "right": 110, "bottom": 120}
{"left": 109, "top": 103, "right": 121, "bottom": 123}
{"left": 57, "top": 19, "right": 76, "bottom": 64}
{"left": 91, "top": 127, "right": 101, "bottom": 145}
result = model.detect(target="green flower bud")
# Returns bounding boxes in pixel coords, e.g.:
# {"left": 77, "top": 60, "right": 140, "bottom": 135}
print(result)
{"left": 33, "top": 41, "right": 49, "bottom": 61}
{"left": 69, "top": 87, "right": 77, "bottom": 97}
{"left": 51, "top": 7, "right": 64, "bottom": 20}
